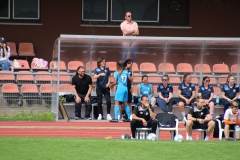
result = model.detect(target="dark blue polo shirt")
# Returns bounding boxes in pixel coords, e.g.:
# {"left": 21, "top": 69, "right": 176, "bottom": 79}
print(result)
{"left": 222, "top": 83, "right": 239, "bottom": 99}
{"left": 198, "top": 85, "right": 214, "bottom": 99}
{"left": 178, "top": 83, "right": 195, "bottom": 99}
{"left": 94, "top": 67, "right": 110, "bottom": 89}
{"left": 157, "top": 83, "right": 173, "bottom": 98}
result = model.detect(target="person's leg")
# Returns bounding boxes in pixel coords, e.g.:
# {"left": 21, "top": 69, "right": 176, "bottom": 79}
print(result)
{"left": 127, "top": 90, "right": 132, "bottom": 114}
{"left": 205, "top": 121, "right": 215, "bottom": 140}
{"left": 130, "top": 120, "right": 143, "bottom": 138}
{"left": 123, "top": 89, "right": 131, "bottom": 119}
{"left": 84, "top": 98, "right": 92, "bottom": 119}
{"left": 150, "top": 97, "right": 156, "bottom": 107}
{"left": 167, "top": 98, "right": 178, "bottom": 113}
{"left": 224, "top": 124, "right": 230, "bottom": 139}
{"left": 103, "top": 88, "right": 112, "bottom": 120}
{"left": 147, "top": 119, "right": 158, "bottom": 133}
{"left": 156, "top": 97, "right": 167, "bottom": 112}
{"left": 208, "top": 101, "right": 215, "bottom": 115}
{"left": 96, "top": 88, "right": 103, "bottom": 119}
{"left": 221, "top": 98, "right": 230, "bottom": 113}
{"left": 131, "top": 46, "right": 137, "bottom": 62}
{"left": 186, "top": 120, "right": 194, "bottom": 140}
{"left": 178, "top": 99, "right": 186, "bottom": 119}
{"left": 74, "top": 102, "right": 82, "bottom": 119}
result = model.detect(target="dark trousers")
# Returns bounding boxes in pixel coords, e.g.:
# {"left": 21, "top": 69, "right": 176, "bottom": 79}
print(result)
{"left": 74, "top": 93, "right": 92, "bottom": 118}
{"left": 96, "top": 88, "right": 111, "bottom": 115}
{"left": 156, "top": 97, "right": 177, "bottom": 112}
{"left": 130, "top": 119, "right": 158, "bottom": 138}
{"left": 222, "top": 99, "right": 240, "bottom": 113}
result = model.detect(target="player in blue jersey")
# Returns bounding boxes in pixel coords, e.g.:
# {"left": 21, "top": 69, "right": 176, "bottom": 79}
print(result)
{"left": 94, "top": 57, "right": 112, "bottom": 120}
{"left": 221, "top": 74, "right": 240, "bottom": 113}
{"left": 137, "top": 75, "right": 156, "bottom": 107}
{"left": 109, "top": 61, "right": 133, "bottom": 122}
{"left": 178, "top": 73, "right": 196, "bottom": 121}
{"left": 198, "top": 76, "right": 214, "bottom": 115}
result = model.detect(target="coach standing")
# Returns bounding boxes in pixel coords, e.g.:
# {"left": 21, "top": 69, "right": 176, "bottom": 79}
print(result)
{"left": 120, "top": 11, "right": 139, "bottom": 62}
{"left": 72, "top": 66, "right": 92, "bottom": 120}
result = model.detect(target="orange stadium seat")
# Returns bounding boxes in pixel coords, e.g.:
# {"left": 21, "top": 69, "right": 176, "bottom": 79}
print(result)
{"left": 218, "top": 75, "right": 227, "bottom": 85}
{"left": 106, "top": 61, "right": 116, "bottom": 72}
{"left": 191, "top": 77, "right": 199, "bottom": 85}
{"left": 176, "top": 63, "right": 194, "bottom": 74}
{"left": 59, "top": 84, "right": 72, "bottom": 92}
{"left": 158, "top": 63, "right": 176, "bottom": 73}
{"left": 132, "top": 62, "right": 140, "bottom": 73}
{"left": 148, "top": 76, "right": 162, "bottom": 84}
{"left": 50, "top": 61, "right": 67, "bottom": 71}
{"left": 194, "top": 64, "right": 212, "bottom": 74}
{"left": 0, "top": 71, "right": 15, "bottom": 84}
{"left": 21, "top": 84, "right": 39, "bottom": 102}
{"left": 153, "top": 85, "right": 158, "bottom": 93}
{"left": 213, "top": 87, "right": 222, "bottom": 95}
{"left": 140, "top": 62, "right": 157, "bottom": 73}
{"left": 68, "top": 61, "right": 84, "bottom": 72}
{"left": 169, "top": 77, "right": 181, "bottom": 85}
{"left": 209, "top": 78, "right": 217, "bottom": 86}
{"left": 40, "top": 84, "right": 53, "bottom": 104}
{"left": 172, "top": 86, "right": 178, "bottom": 94}
{"left": 231, "top": 64, "right": 238, "bottom": 74}
{"left": 14, "top": 59, "right": 30, "bottom": 71}
{"left": 52, "top": 71, "right": 71, "bottom": 84}
{"left": 35, "top": 71, "right": 52, "bottom": 84}
{"left": 133, "top": 76, "right": 142, "bottom": 84}
{"left": 2, "top": 83, "right": 20, "bottom": 100}
{"left": 212, "top": 64, "right": 230, "bottom": 74}
{"left": 86, "top": 61, "right": 97, "bottom": 72}
{"left": 18, "top": 42, "right": 35, "bottom": 57}
{"left": 16, "top": 71, "right": 35, "bottom": 84}
{"left": 6, "top": 42, "right": 18, "bottom": 56}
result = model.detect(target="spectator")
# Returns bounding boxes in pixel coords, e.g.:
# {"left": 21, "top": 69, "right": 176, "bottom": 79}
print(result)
{"left": 198, "top": 76, "right": 214, "bottom": 115}
{"left": 93, "top": 57, "right": 112, "bottom": 120}
{"left": 72, "top": 66, "right": 92, "bottom": 120}
{"left": 223, "top": 101, "right": 240, "bottom": 140}
{"left": 120, "top": 11, "right": 139, "bottom": 62}
{"left": 186, "top": 96, "right": 215, "bottom": 140}
{"left": 221, "top": 74, "right": 240, "bottom": 113}
{"left": 109, "top": 61, "right": 133, "bottom": 122}
{"left": 137, "top": 75, "right": 156, "bottom": 107}
{"left": 178, "top": 73, "right": 196, "bottom": 121}
{"left": 0, "top": 37, "right": 11, "bottom": 71}
{"left": 131, "top": 95, "right": 158, "bottom": 139}
{"left": 156, "top": 74, "right": 176, "bottom": 114}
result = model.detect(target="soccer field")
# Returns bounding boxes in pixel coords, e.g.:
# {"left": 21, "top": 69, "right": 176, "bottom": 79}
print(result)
{"left": 0, "top": 137, "right": 239, "bottom": 160}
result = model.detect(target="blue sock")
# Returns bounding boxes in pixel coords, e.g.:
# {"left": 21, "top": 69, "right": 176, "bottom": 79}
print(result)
{"left": 124, "top": 105, "right": 131, "bottom": 119}
{"left": 114, "top": 105, "right": 119, "bottom": 119}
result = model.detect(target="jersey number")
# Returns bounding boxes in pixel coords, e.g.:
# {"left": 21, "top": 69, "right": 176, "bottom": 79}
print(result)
{"left": 121, "top": 75, "right": 127, "bottom": 83}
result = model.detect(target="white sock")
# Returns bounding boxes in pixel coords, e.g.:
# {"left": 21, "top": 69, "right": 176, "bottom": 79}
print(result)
{"left": 188, "top": 136, "right": 192, "bottom": 139}
{"left": 205, "top": 136, "right": 209, "bottom": 140}
{"left": 99, "top": 114, "right": 102, "bottom": 117}
{"left": 181, "top": 112, "right": 186, "bottom": 117}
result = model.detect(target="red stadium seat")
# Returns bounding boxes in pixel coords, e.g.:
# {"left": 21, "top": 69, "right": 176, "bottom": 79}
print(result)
{"left": 106, "top": 61, "right": 116, "bottom": 72}
{"left": 50, "top": 61, "right": 67, "bottom": 71}
{"left": 194, "top": 64, "right": 212, "bottom": 74}
{"left": 132, "top": 62, "right": 139, "bottom": 73}
{"left": 18, "top": 42, "right": 35, "bottom": 57}
{"left": 6, "top": 42, "right": 18, "bottom": 56}
{"left": 176, "top": 63, "right": 194, "bottom": 74}
{"left": 212, "top": 64, "right": 230, "bottom": 74}
{"left": 35, "top": 71, "right": 52, "bottom": 84}
{"left": 158, "top": 63, "right": 175, "bottom": 73}
{"left": 231, "top": 64, "right": 238, "bottom": 74}
{"left": 14, "top": 59, "right": 30, "bottom": 71}
{"left": 191, "top": 77, "right": 199, "bottom": 85}
{"left": 59, "top": 84, "right": 72, "bottom": 92}
{"left": 16, "top": 71, "right": 35, "bottom": 84}
{"left": 86, "top": 61, "right": 97, "bottom": 72}
{"left": 0, "top": 71, "right": 15, "bottom": 84}
{"left": 169, "top": 77, "right": 181, "bottom": 84}
{"left": 213, "top": 87, "right": 221, "bottom": 95}
{"left": 140, "top": 62, "right": 157, "bottom": 73}
{"left": 2, "top": 83, "right": 20, "bottom": 100}
{"left": 68, "top": 61, "right": 84, "bottom": 72}
{"left": 52, "top": 71, "right": 71, "bottom": 84}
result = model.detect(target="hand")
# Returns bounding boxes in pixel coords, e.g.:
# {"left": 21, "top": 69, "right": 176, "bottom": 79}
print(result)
{"left": 228, "top": 99, "right": 233, "bottom": 103}
{"left": 99, "top": 73, "right": 106, "bottom": 76}
{"left": 84, "top": 96, "right": 90, "bottom": 102}
{"left": 142, "top": 119, "right": 147, "bottom": 126}
{"left": 145, "top": 102, "right": 150, "bottom": 109}
{"left": 130, "top": 87, "right": 133, "bottom": 94}
{"left": 165, "top": 98, "right": 169, "bottom": 103}
{"left": 185, "top": 99, "right": 190, "bottom": 105}
{"left": 205, "top": 100, "right": 209, "bottom": 105}
{"left": 198, "top": 119, "right": 204, "bottom": 124}
{"left": 106, "top": 83, "right": 109, "bottom": 88}
{"left": 3, "top": 43, "right": 6, "bottom": 48}
{"left": 75, "top": 96, "right": 81, "bottom": 103}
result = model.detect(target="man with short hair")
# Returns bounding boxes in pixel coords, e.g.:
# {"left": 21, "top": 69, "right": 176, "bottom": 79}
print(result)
{"left": 131, "top": 95, "right": 158, "bottom": 139}
{"left": 72, "top": 66, "right": 92, "bottom": 120}
{"left": 186, "top": 96, "right": 215, "bottom": 140}
{"left": 120, "top": 11, "right": 139, "bottom": 62}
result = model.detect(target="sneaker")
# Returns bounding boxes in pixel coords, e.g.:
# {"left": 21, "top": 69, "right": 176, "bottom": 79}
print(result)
{"left": 204, "top": 137, "right": 209, "bottom": 141}
{"left": 97, "top": 115, "right": 102, "bottom": 120}
{"left": 237, "top": 139, "right": 240, "bottom": 141}
{"left": 168, "top": 112, "right": 173, "bottom": 114}
{"left": 107, "top": 114, "right": 112, "bottom": 120}
{"left": 225, "top": 137, "right": 234, "bottom": 141}
{"left": 187, "top": 137, "right": 192, "bottom": 140}
{"left": 118, "top": 114, "right": 121, "bottom": 120}
{"left": 131, "top": 137, "right": 135, "bottom": 140}
{"left": 130, "top": 115, "right": 132, "bottom": 120}
{"left": 74, "top": 117, "right": 80, "bottom": 120}
{"left": 109, "top": 118, "right": 118, "bottom": 122}
{"left": 123, "top": 119, "right": 131, "bottom": 122}
{"left": 85, "top": 117, "right": 92, "bottom": 120}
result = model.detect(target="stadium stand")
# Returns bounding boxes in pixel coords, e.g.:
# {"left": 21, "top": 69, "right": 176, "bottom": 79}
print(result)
{"left": 14, "top": 59, "right": 30, "bottom": 71}
{"left": 230, "top": 64, "right": 238, "bottom": 74}
{"left": 213, "top": 87, "right": 221, "bottom": 95}
{"left": 18, "top": 42, "right": 35, "bottom": 57}
{"left": 67, "top": 61, "right": 84, "bottom": 72}
{"left": 2, "top": 83, "right": 19, "bottom": 100}
{"left": 40, "top": 84, "right": 53, "bottom": 104}
{"left": 140, "top": 62, "right": 157, "bottom": 73}
{"left": 16, "top": 71, "right": 35, "bottom": 84}
{"left": 132, "top": 62, "right": 140, "bottom": 73}
{"left": 212, "top": 64, "right": 230, "bottom": 74}
{"left": 35, "top": 71, "right": 52, "bottom": 84}
{"left": 50, "top": 61, "right": 67, "bottom": 71}
{"left": 6, "top": 42, "right": 18, "bottom": 57}
{"left": 0, "top": 71, "right": 15, "bottom": 85}
{"left": 191, "top": 77, "right": 199, "bottom": 85}
{"left": 52, "top": 71, "right": 71, "bottom": 84}
{"left": 218, "top": 75, "right": 227, "bottom": 85}
{"left": 169, "top": 77, "right": 181, "bottom": 85}
{"left": 21, "top": 84, "right": 40, "bottom": 105}
{"left": 86, "top": 61, "right": 97, "bottom": 72}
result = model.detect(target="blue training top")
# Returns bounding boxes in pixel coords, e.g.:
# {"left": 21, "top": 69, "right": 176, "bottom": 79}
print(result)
{"left": 94, "top": 67, "right": 110, "bottom": 89}
{"left": 140, "top": 83, "right": 152, "bottom": 97}
{"left": 113, "top": 69, "right": 129, "bottom": 87}
{"left": 222, "top": 83, "right": 239, "bottom": 99}
{"left": 198, "top": 85, "right": 214, "bottom": 99}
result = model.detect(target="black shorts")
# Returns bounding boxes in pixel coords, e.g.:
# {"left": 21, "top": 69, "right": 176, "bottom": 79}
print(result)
{"left": 223, "top": 123, "right": 235, "bottom": 130}
{"left": 192, "top": 121, "right": 208, "bottom": 130}
{"left": 179, "top": 98, "right": 195, "bottom": 106}
{"left": 127, "top": 90, "right": 132, "bottom": 103}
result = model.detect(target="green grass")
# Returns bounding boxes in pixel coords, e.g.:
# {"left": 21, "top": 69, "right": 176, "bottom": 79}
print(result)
{"left": 0, "top": 111, "right": 55, "bottom": 121}
{"left": 0, "top": 137, "right": 240, "bottom": 160}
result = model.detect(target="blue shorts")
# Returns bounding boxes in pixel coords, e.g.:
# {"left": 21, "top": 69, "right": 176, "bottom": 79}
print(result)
{"left": 115, "top": 87, "right": 128, "bottom": 102}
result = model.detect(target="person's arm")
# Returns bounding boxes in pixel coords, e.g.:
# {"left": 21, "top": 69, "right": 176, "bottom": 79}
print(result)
{"left": 208, "top": 92, "right": 214, "bottom": 102}
{"left": 137, "top": 84, "right": 141, "bottom": 97}
{"left": 204, "top": 114, "right": 213, "bottom": 122}
{"left": 158, "top": 92, "right": 165, "bottom": 100}
{"left": 150, "top": 84, "right": 154, "bottom": 97}
{"left": 148, "top": 107, "right": 156, "bottom": 119}
{"left": 132, "top": 28, "right": 139, "bottom": 36}
{"left": 189, "top": 91, "right": 196, "bottom": 101}
{"left": 106, "top": 75, "right": 111, "bottom": 88}
{"left": 187, "top": 113, "right": 198, "bottom": 122}
{"left": 168, "top": 92, "right": 173, "bottom": 101}
{"left": 222, "top": 91, "right": 231, "bottom": 101}
{"left": 232, "top": 91, "right": 239, "bottom": 101}
{"left": 72, "top": 85, "right": 80, "bottom": 103}
{"left": 178, "top": 89, "right": 187, "bottom": 100}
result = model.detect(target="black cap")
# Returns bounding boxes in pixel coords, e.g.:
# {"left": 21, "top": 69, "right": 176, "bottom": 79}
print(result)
{"left": 0, "top": 37, "right": 6, "bottom": 43}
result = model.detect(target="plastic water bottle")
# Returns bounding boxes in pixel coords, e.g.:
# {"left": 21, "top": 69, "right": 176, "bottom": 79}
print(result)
{"left": 136, "top": 132, "right": 139, "bottom": 139}
{"left": 216, "top": 95, "right": 219, "bottom": 105}
{"left": 140, "top": 132, "right": 143, "bottom": 139}
{"left": 142, "top": 132, "right": 145, "bottom": 139}
{"left": 196, "top": 135, "right": 199, "bottom": 140}
{"left": 235, "top": 125, "right": 240, "bottom": 132}
{"left": 121, "top": 134, "right": 125, "bottom": 139}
